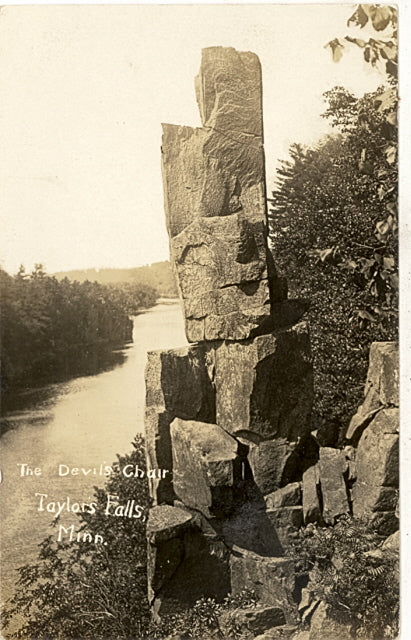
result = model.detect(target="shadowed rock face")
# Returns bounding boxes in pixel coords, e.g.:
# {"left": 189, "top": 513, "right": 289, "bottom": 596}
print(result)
{"left": 144, "top": 345, "right": 215, "bottom": 504}
{"left": 170, "top": 418, "right": 243, "bottom": 518}
{"left": 161, "top": 47, "right": 284, "bottom": 342}
{"left": 215, "top": 322, "right": 313, "bottom": 443}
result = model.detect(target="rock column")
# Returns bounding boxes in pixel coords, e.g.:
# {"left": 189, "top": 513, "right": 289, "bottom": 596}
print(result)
{"left": 144, "top": 47, "right": 314, "bottom": 625}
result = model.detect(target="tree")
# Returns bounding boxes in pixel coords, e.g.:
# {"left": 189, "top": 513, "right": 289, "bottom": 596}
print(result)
{"left": 324, "top": 4, "right": 398, "bottom": 330}
{"left": 269, "top": 84, "right": 397, "bottom": 429}
{"left": 268, "top": 5, "right": 398, "bottom": 431}
{"left": 325, "top": 4, "right": 397, "bottom": 80}
{"left": 0, "top": 267, "right": 158, "bottom": 399}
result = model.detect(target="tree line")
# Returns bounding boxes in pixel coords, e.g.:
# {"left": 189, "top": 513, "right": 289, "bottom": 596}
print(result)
{"left": 0, "top": 264, "right": 158, "bottom": 395}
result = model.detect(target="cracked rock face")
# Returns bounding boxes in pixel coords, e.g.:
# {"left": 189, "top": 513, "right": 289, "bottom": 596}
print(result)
{"left": 170, "top": 417, "right": 243, "bottom": 517}
{"left": 352, "top": 408, "right": 399, "bottom": 533}
{"left": 195, "top": 46, "right": 263, "bottom": 135}
{"left": 215, "top": 322, "right": 313, "bottom": 443}
{"left": 161, "top": 47, "right": 283, "bottom": 342}
{"left": 145, "top": 46, "right": 317, "bottom": 624}
{"left": 144, "top": 345, "right": 215, "bottom": 504}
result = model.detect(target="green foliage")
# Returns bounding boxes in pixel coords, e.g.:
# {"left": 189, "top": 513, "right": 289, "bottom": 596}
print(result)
{"left": 325, "top": 5, "right": 397, "bottom": 79}
{"left": 149, "top": 589, "right": 259, "bottom": 640}
{"left": 0, "top": 265, "right": 158, "bottom": 393}
{"left": 288, "top": 517, "right": 399, "bottom": 639}
{"left": 268, "top": 82, "right": 398, "bottom": 427}
{"left": 2, "top": 436, "right": 151, "bottom": 640}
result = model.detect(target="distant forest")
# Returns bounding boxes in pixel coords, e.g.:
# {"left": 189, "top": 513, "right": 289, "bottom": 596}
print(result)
{"left": 53, "top": 260, "right": 178, "bottom": 298}
{"left": 0, "top": 262, "right": 176, "bottom": 401}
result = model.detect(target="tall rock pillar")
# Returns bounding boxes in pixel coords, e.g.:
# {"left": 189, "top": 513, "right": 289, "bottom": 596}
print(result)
{"left": 161, "top": 47, "right": 285, "bottom": 343}
{"left": 145, "top": 47, "right": 313, "bottom": 625}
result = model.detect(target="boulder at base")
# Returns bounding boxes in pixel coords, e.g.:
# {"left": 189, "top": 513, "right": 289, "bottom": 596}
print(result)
{"left": 230, "top": 547, "right": 298, "bottom": 624}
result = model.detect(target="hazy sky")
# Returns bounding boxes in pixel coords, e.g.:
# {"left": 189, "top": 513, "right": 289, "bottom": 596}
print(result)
{"left": 0, "top": 3, "right": 387, "bottom": 275}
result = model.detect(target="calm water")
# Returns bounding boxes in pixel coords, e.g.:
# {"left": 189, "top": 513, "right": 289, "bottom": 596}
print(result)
{"left": 0, "top": 301, "right": 186, "bottom": 604}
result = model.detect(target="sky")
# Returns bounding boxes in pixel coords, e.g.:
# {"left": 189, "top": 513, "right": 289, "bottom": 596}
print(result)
{"left": 0, "top": 3, "right": 392, "bottom": 275}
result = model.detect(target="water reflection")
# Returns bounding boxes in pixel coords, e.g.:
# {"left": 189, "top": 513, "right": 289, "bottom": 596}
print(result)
{"left": 1, "top": 344, "right": 130, "bottom": 429}
{"left": 0, "top": 301, "right": 187, "bottom": 604}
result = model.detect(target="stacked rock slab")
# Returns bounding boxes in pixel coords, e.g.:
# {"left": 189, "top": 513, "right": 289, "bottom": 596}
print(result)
{"left": 297, "top": 342, "right": 399, "bottom": 536}
{"left": 144, "top": 345, "right": 215, "bottom": 504}
{"left": 145, "top": 47, "right": 314, "bottom": 623}
{"left": 350, "top": 342, "right": 399, "bottom": 534}
{"left": 162, "top": 46, "right": 287, "bottom": 343}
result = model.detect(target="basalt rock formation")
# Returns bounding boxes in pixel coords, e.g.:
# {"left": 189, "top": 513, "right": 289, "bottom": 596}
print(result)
{"left": 144, "top": 47, "right": 399, "bottom": 638}
{"left": 145, "top": 46, "right": 313, "bottom": 629}
{"left": 161, "top": 47, "right": 288, "bottom": 343}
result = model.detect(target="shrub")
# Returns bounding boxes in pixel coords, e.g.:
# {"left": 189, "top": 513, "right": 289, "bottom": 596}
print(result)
{"left": 148, "top": 589, "right": 259, "bottom": 640}
{"left": 287, "top": 516, "right": 399, "bottom": 639}
{"left": 2, "top": 436, "right": 151, "bottom": 640}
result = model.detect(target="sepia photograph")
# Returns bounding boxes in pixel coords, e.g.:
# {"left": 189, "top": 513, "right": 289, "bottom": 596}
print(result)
{"left": 0, "top": 3, "right": 401, "bottom": 639}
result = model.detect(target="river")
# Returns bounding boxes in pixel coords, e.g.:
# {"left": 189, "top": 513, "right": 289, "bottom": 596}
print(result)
{"left": 0, "top": 300, "right": 186, "bottom": 605}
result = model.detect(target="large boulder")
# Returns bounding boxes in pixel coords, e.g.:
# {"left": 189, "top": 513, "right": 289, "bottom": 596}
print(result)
{"left": 147, "top": 506, "right": 230, "bottom": 621}
{"left": 265, "top": 483, "right": 302, "bottom": 509}
{"left": 352, "top": 409, "right": 399, "bottom": 533}
{"left": 266, "top": 507, "right": 303, "bottom": 548}
{"left": 217, "top": 500, "right": 284, "bottom": 556}
{"left": 248, "top": 439, "right": 300, "bottom": 496}
{"left": 302, "top": 464, "right": 322, "bottom": 525}
{"left": 170, "top": 418, "right": 243, "bottom": 517}
{"left": 145, "top": 345, "right": 215, "bottom": 419}
{"left": 151, "top": 528, "right": 231, "bottom": 620}
{"left": 195, "top": 46, "right": 263, "bottom": 135}
{"left": 144, "top": 345, "right": 215, "bottom": 503}
{"left": 230, "top": 548, "right": 298, "bottom": 624}
{"left": 219, "top": 605, "right": 287, "bottom": 637}
{"left": 382, "top": 530, "right": 399, "bottom": 554}
{"left": 147, "top": 505, "right": 194, "bottom": 546}
{"left": 365, "top": 342, "right": 399, "bottom": 407}
{"left": 318, "top": 448, "right": 350, "bottom": 525}
{"left": 345, "top": 390, "right": 380, "bottom": 445}
{"left": 309, "top": 601, "right": 353, "bottom": 639}
{"left": 147, "top": 505, "right": 195, "bottom": 603}
{"left": 215, "top": 322, "right": 313, "bottom": 442}
{"left": 346, "top": 342, "right": 398, "bottom": 444}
